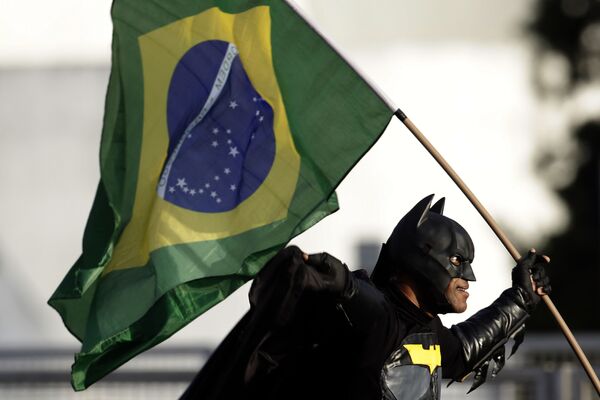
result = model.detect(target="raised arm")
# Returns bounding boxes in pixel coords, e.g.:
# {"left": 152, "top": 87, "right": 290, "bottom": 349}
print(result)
{"left": 448, "top": 249, "right": 551, "bottom": 391}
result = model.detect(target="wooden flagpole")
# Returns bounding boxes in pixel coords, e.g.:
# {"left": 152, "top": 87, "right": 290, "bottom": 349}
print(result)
{"left": 282, "top": 0, "right": 598, "bottom": 392}
{"left": 395, "top": 109, "right": 600, "bottom": 396}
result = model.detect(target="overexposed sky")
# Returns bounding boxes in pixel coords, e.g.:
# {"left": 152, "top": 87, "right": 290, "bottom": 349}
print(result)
{"left": 0, "top": 0, "right": 532, "bottom": 65}
{"left": 0, "top": 2, "right": 112, "bottom": 66}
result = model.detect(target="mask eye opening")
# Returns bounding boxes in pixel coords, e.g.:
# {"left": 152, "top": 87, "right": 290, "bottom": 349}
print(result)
{"left": 449, "top": 254, "right": 463, "bottom": 267}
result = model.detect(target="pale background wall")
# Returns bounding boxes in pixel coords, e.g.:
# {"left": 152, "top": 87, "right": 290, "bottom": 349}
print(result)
{"left": 0, "top": 0, "right": 569, "bottom": 350}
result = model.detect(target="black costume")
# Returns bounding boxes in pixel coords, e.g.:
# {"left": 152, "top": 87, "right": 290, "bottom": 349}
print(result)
{"left": 181, "top": 195, "right": 550, "bottom": 400}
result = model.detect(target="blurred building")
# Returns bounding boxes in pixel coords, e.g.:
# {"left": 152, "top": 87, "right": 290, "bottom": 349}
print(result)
{"left": 1, "top": 334, "right": 599, "bottom": 399}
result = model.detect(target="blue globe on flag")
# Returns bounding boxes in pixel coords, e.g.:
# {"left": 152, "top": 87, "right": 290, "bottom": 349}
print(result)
{"left": 157, "top": 39, "right": 276, "bottom": 213}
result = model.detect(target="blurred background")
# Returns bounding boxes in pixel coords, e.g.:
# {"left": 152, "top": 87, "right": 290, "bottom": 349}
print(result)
{"left": 1, "top": 0, "right": 598, "bottom": 398}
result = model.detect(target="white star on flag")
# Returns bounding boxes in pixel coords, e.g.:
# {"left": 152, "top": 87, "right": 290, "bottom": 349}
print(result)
{"left": 229, "top": 100, "right": 238, "bottom": 109}
{"left": 229, "top": 147, "right": 240, "bottom": 157}
{"left": 224, "top": 168, "right": 231, "bottom": 175}
{"left": 212, "top": 128, "right": 219, "bottom": 134}
{"left": 212, "top": 141, "right": 218, "bottom": 147}
{"left": 176, "top": 178, "right": 187, "bottom": 188}
{"left": 168, "top": 187, "right": 175, "bottom": 193}
{"left": 230, "top": 184, "right": 237, "bottom": 191}
{"left": 210, "top": 191, "right": 217, "bottom": 198}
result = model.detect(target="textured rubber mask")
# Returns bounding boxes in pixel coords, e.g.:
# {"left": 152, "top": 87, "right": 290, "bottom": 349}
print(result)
{"left": 372, "top": 194, "right": 475, "bottom": 314}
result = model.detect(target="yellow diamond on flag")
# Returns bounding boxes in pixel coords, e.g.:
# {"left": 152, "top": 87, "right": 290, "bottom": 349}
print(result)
{"left": 106, "top": 7, "right": 300, "bottom": 274}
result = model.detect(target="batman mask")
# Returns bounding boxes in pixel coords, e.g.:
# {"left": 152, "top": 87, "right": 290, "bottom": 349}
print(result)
{"left": 371, "top": 195, "right": 476, "bottom": 314}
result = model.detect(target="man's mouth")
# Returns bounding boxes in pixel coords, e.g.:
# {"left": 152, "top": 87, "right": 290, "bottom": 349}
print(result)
{"left": 457, "top": 284, "right": 469, "bottom": 296}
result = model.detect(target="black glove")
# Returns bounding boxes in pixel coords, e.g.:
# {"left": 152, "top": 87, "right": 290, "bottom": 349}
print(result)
{"left": 303, "top": 252, "right": 356, "bottom": 301}
{"left": 511, "top": 249, "right": 551, "bottom": 312}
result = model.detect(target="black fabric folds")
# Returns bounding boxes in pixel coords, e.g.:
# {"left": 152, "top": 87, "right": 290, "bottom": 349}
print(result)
{"left": 180, "top": 246, "right": 309, "bottom": 400}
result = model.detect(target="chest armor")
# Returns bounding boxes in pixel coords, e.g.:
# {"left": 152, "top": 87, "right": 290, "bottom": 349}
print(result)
{"left": 381, "top": 332, "right": 442, "bottom": 400}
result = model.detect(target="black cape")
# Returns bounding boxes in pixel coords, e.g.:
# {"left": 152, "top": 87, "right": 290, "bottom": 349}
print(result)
{"left": 180, "top": 246, "right": 466, "bottom": 400}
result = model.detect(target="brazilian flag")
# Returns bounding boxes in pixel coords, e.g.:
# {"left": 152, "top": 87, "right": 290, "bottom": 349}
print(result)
{"left": 48, "top": 0, "right": 394, "bottom": 390}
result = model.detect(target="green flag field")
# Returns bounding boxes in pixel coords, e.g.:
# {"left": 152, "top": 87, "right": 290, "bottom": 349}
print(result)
{"left": 48, "top": 0, "right": 393, "bottom": 390}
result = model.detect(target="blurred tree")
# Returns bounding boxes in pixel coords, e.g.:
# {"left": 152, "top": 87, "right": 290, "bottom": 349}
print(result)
{"left": 527, "top": 0, "right": 600, "bottom": 331}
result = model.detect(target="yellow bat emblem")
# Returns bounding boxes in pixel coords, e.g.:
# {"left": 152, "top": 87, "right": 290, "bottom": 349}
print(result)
{"left": 403, "top": 344, "right": 442, "bottom": 375}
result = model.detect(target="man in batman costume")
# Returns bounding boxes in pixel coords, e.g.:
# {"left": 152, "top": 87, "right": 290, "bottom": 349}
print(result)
{"left": 181, "top": 195, "right": 551, "bottom": 400}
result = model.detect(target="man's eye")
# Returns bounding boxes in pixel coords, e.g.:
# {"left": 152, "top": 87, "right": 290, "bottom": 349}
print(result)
{"left": 449, "top": 255, "right": 462, "bottom": 266}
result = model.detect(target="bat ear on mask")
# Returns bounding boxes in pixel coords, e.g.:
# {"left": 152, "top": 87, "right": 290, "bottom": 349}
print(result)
{"left": 430, "top": 197, "right": 445, "bottom": 215}
{"left": 411, "top": 195, "right": 447, "bottom": 226}
{"left": 407, "top": 194, "right": 435, "bottom": 229}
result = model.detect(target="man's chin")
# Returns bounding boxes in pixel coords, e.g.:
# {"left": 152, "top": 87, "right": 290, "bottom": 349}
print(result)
{"left": 453, "top": 303, "right": 468, "bottom": 313}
